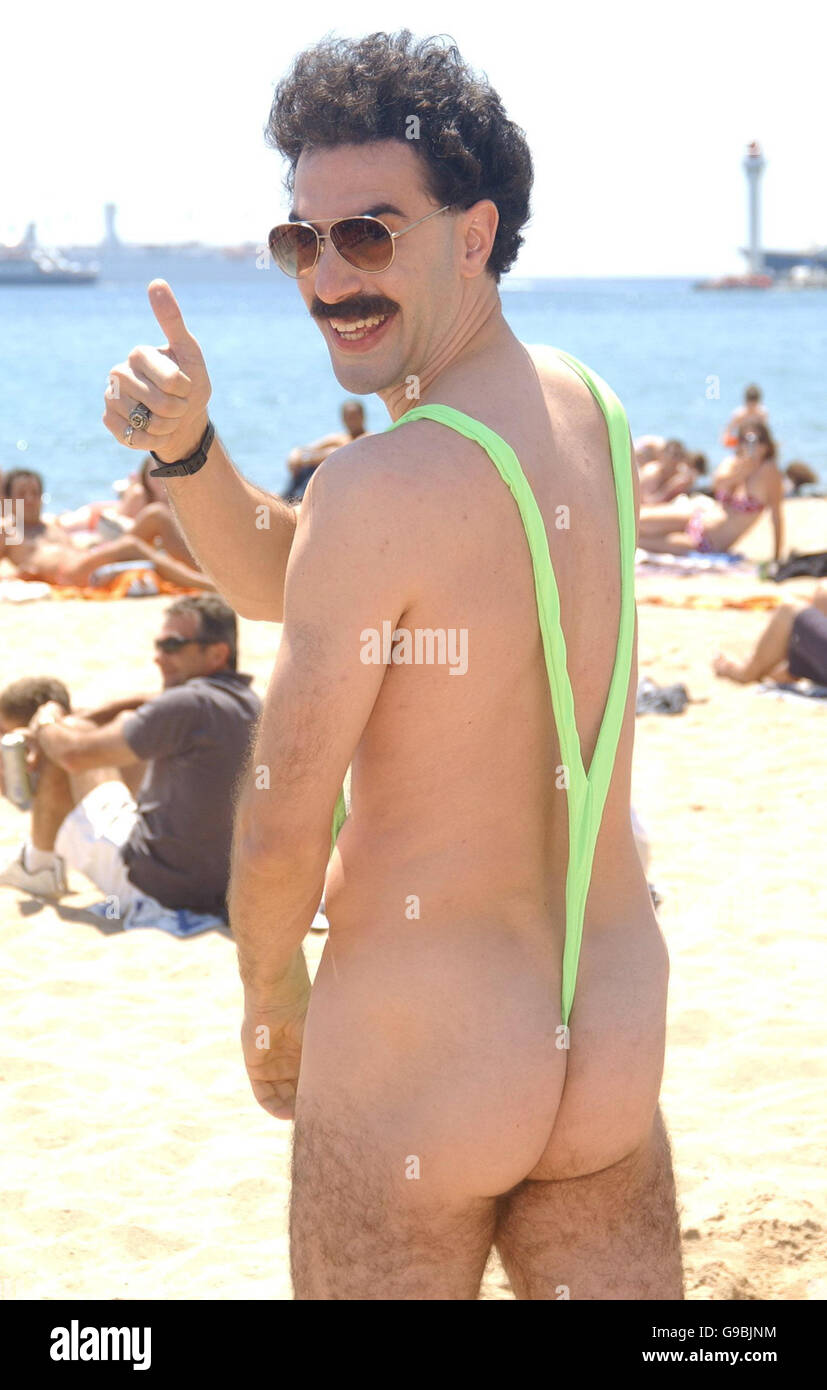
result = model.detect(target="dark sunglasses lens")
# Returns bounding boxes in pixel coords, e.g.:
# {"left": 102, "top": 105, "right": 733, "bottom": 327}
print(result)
{"left": 156, "top": 637, "right": 186, "bottom": 653}
{"left": 269, "top": 224, "right": 318, "bottom": 277}
{"left": 330, "top": 217, "right": 392, "bottom": 271}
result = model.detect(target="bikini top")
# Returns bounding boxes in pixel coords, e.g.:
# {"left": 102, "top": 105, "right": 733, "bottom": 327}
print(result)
{"left": 328, "top": 349, "right": 636, "bottom": 1028}
{"left": 714, "top": 488, "right": 764, "bottom": 514}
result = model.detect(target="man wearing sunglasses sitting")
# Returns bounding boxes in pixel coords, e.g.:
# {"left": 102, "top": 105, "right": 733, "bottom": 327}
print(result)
{"left": 0, "top": 596, "right": 260, "bottom": 927}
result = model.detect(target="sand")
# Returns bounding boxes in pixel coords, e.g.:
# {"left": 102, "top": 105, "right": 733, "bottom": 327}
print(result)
{"left": 1, "top": 499, "right": 825, "bottom": 1301}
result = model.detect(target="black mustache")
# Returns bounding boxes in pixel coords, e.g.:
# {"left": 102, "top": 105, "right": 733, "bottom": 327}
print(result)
{"left": 312, "top": 301, "right": 397, "bottom": 321}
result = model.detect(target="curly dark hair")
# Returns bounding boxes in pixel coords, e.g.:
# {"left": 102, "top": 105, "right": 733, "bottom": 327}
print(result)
{"left": 265, "top": 30, "right": 533, "bottom": 282}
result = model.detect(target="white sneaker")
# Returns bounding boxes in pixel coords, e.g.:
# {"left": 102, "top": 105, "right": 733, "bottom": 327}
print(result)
{"left": 0, "top": 845, "right": 68, "bottom": 897}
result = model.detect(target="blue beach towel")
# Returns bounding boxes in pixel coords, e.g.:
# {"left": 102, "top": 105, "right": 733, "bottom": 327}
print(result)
{"left": 86, "top": 895, "right": 226, "bottom": 936}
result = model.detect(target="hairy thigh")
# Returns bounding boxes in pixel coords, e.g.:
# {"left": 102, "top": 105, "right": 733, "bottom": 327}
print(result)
{"left": 494, "top": 1107, "right": 684, "bottom": 1301}
{"left": 289, "top": 1099, "right": 496, "bottom": 1300}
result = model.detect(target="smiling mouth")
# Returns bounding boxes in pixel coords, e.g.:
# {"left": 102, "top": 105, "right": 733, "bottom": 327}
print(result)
{"left": 326, "top": 312, "right": 393, "bottom": 342}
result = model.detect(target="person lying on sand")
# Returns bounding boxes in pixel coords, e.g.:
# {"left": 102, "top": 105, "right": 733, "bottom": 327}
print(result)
{"left": 0, "top": 468, "right": 214, "bottom": 590}
{"left": 0, "top": 598, "right": 260, "bottom": 913}
{"left": 57, "top": 454, "right": 170, "bottom": 534}
{"left": 713, "top": 582, "right": 827, "bottom": 686}
{"left": 637, "top": 424, "right": 784, "bottom": 560}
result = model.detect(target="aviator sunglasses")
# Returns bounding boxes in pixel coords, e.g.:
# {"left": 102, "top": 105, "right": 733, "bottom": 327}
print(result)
{"left": 154, "top": 636, "right": 209, "bottom": 654}
{"left": 268, "top": 204, "right": 452, "bottom": 278}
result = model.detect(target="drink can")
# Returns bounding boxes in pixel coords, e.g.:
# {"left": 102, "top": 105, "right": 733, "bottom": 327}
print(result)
{"left": 1, "top": 732, "right": 33, "bottom": 810}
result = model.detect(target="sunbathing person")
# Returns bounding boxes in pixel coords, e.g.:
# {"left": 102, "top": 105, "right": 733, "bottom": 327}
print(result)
{"left": 639, "top": 440, "right": 692, "bottom": 504}
{"left": 1, "top": 468, "right": 214, "bottom": 590}
{"left": 634, "top": 434, "right": 667, "bottom": 468}
{"left": 637, "top": 424, "right": 784, "bottom": 560}
{"left": 713, "top": 583, "right": 827, "bottom": 686}
{"left": 58, "top": 455, "right": 169, "bottom": 534}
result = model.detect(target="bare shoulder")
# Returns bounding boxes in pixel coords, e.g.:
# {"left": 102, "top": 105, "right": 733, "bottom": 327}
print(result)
{"left": 523, "top": 341, "right": 634, "bottom": 475}
{"left": 522, "top": 341, "right": 580, "bottom": 393}
{"left": 521, "top": 340, "right": 615, "bottom": 418}
{"left": 294, "top": 421, "right": 467, "bottom": 563}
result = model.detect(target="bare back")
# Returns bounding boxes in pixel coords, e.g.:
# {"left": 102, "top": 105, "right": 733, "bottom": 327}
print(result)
{"left": 311, "top": 334, "right": 668, "bottom": 1188}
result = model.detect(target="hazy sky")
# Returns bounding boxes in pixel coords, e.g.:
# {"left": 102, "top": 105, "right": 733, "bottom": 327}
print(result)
{"left": 3, "top": 0, "right": 824, "bottom": 276}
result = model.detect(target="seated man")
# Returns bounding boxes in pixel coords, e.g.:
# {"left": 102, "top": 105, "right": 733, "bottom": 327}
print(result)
{"left": 0, "top": 597, "right": 261, "bottom": 921}
{"left": 0, "top": 468, "right": 214, "bottom": 591}
{"left": 712, "top": 582, "right": 827, "bottom": 686}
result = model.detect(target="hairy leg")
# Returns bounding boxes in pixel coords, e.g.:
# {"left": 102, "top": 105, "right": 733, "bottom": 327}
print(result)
{"left": 289, "top": 1099, "right": 496, "bottom": 1300}
{"left": 494, "top": 1106, "right": 684, "bottom": 1300}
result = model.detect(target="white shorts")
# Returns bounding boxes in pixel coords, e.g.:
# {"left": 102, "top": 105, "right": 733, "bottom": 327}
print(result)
{"left": 55, "top": 780, "right": 164, "bottom": 918}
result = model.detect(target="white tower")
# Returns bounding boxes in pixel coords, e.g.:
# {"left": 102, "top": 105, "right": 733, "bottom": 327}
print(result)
{"left": 743, "top": 141, "right": 766, "bottom": 274}
{"left": 103, "top": 203, "right": 120, "bottom": 249}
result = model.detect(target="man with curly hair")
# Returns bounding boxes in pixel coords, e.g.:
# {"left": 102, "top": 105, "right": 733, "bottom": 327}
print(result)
{"left": 103, "top": 30, "right": 682, "bottom": 1300}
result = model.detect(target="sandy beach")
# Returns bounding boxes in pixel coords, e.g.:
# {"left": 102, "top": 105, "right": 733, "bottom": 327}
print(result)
{"left": 1, "top": 499, "right": 825, "bottom": 1301}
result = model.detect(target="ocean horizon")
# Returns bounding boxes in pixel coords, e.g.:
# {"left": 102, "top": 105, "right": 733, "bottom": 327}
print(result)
{"left": 2, "top": 272, "right": 825, "bottom": 512}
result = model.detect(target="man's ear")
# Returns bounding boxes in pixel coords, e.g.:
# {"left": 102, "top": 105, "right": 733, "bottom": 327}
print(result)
{"left": 461, "top": 199, "right": 499, "bottom": 278}
{"left": 207, "top": 640, "right": 231, "bottom": 670}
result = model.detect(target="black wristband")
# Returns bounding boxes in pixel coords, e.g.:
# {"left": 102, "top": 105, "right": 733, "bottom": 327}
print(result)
{"left": 149, "top": 419, "right": 215, "bottom": 477}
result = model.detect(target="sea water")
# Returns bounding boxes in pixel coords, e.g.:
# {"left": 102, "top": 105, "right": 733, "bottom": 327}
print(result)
{"left": 1, "top": 269, "right": 825, "bottom": 513}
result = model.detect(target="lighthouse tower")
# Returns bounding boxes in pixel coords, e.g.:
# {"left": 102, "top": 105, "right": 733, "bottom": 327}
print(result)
{"left": 743, "top": 142, "right": 766, "bottom": 274}
{"left": 103, "top": 203, "right": 120, "bottom": 249}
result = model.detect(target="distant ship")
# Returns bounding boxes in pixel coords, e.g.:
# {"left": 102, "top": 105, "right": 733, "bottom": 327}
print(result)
{"left": 694, "top": 272, "right": 773, "bottom": 291}
{"left": 0, "top": 223, "right": 98, "bottom": 285}
{"left": 761, "top": 246, "right": 827, "bottom": 275}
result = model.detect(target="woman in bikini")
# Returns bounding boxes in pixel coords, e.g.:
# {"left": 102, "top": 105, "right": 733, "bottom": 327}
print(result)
{"left": 637, "top": 422, "right": 785, "bottom": 560}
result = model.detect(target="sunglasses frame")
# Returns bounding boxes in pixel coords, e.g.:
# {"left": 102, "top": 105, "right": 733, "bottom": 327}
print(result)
{"left": 154, "top": 636, "right": 209, "bottom": 654}
{"left": 268, "top": 204, "right": 453, "bottom": 278}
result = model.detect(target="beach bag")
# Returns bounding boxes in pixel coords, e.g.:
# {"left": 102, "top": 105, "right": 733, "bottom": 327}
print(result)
{"left": 772, "top": 551, "right": 827, "bottom": 582}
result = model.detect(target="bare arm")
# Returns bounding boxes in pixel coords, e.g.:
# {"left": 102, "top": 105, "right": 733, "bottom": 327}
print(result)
{"left": 75, "top": 693, "right": 155, "bottom": 725}
{"left": 162, "top": 429, "right": 298, "bottom": 621}
{"left": 287, "top": 434, "right": 348, "bottom": 474}
{"left": 231, "top": 448, "right": 411, "bottom": 995}
{"left": 31, "top": 707, "right": 140, "bottom": 775}
{"left": 768, "top": 472, "right": 785, "bottom": 563}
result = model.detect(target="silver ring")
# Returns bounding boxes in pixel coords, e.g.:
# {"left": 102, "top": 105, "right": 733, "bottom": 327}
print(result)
{"left": 128, "top": 403, "right": 152, "bottom": 430}
{"left": 123, "top": 424, "right": 134, "bottom": 446}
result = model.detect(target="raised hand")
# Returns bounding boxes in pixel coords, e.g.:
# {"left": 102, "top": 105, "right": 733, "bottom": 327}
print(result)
{"left": 102, "top": 279, "right": 212, "bottom": 465}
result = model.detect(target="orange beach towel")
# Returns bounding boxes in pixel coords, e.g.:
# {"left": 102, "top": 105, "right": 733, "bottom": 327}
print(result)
{"left": 42, "top": 568, "right": 200, "bottom": 601}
